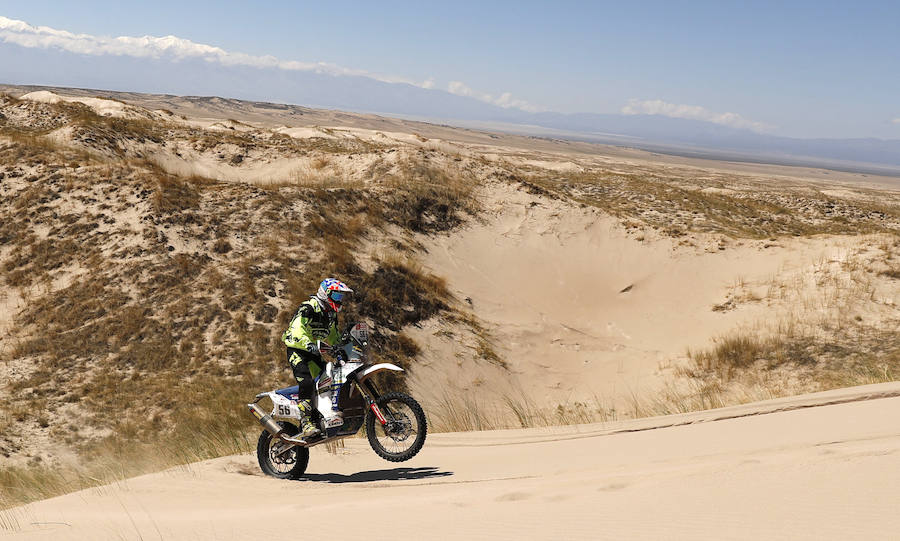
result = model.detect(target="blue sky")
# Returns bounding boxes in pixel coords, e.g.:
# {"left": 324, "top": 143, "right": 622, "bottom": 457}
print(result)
{"left": 1, "top": 1, "right": 898, "bottom": 139}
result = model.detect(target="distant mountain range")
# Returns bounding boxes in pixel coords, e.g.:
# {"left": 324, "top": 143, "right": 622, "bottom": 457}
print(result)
{"left": 515, "top": 112, "right": 900, "bottom": 171}
{"left": 2, "top": 42, "right": 898, "bottom": 175}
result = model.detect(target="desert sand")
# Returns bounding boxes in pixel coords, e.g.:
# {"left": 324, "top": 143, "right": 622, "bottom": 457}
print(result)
{"left": 407, "top": 182, "right": 888, "bottom": 408}
{"left": 3, "top": 383, "right": 899, "bottom": 540}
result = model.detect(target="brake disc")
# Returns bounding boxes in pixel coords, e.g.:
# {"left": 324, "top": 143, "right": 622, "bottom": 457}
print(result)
{"left": 386, "top": 412, "right": 413, "bottom": 442}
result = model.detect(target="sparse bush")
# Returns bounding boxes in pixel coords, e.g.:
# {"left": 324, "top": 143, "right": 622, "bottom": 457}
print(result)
{"left": 213, "top": 238, "right": 232, "bottom": 254}
{"left": 424, "top": 388, "right": 617, "bottom": 433}
{"left": 152, "top": 173, "right": 200, "bottom": 213}
{"left": 684, "top": 324, "right": 900, "bottom": 391}
{"left": 358, "top": 256, "right": 450, "bottom": 331}
{"left": 381, "top": 160, "right": 478, "bottom": 233}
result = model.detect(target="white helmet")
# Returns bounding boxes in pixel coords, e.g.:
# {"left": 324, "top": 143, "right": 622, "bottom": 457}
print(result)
{"left": 316, "top": 278, "right": 353, "bottom": 312}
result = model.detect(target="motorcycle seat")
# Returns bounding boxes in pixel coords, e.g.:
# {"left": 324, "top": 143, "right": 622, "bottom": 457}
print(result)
{"left": 274, "top": 385, "right": 300, "bottom": 400}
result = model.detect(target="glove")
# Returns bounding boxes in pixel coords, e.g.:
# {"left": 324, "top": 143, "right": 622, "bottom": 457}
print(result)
{"left": 305, "top": 342, "right": 319, "bottom": 354}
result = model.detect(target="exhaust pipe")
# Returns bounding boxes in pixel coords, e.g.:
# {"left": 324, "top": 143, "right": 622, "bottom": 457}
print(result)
{"left": 248, "top": 403, "right": 283, "bottom": 436}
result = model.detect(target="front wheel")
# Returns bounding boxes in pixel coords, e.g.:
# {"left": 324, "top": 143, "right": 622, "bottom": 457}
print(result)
{"left": 366, "top": 392, "right": 427, "bottom": 462}
{"left": 256, "top": 423, "right": 309, "bottom": 479}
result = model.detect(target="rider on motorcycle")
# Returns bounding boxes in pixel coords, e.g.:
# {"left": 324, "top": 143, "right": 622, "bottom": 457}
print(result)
{"left": 281, "top": 278, "right": 353, "bottom": 438}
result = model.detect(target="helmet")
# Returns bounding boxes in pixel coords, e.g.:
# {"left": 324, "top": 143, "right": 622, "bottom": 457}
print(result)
{"left": 316, "top": 278, "right": 353, "bottom": 312}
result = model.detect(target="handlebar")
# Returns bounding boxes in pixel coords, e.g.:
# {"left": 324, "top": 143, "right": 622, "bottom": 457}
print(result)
{"left": 316, "top": 340, "right": 347, "bottom": 364}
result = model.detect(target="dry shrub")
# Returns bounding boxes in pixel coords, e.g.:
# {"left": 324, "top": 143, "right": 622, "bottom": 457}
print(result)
{"left": 690, "top": 334, "right": 769, "bottom": 372}
{"left": 426, "top": 388, "right": 617, "bottom": 433}
{"left": 213, "top": 238, "right": 232, "bottom": 254}
{"left": 2, "top": 236, "right": 85, "bottom": 287}
{"left": 1, "top": 132, "right": 60, "bottom": 151}
{"left": 358, "top": 255, "right": 450, "bottom": 331}
{"left": 442, "top": 312, "right": 506, "bottom": 368}
{"left": 428, "top": 390, "right": 505, "bottom": 432}
{"left": 54, "top": 101, "right": 163, "bottom": 146}
{"left": 153, "top": 173, "right": 200, "bottom": 213}
{"left": 379, "top": 160, "right": 478, "bottom": 233}
{"left": 684, "top": 323, "right": 900, "bottom": 390}
{"left": 688, "top": 330, "right": 820, "bottom": 379}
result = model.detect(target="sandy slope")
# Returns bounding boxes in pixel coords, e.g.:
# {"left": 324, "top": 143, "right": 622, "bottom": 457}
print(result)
{"left": 4, "top": 383, "right": 899, "bottom": 540}
{"left": 407, "top": 183, "right": 878, "bottom": 408}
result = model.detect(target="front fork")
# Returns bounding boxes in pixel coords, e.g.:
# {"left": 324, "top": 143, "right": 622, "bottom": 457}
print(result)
{"left": 356, "top": 381, "right": 388, "bottom": 426}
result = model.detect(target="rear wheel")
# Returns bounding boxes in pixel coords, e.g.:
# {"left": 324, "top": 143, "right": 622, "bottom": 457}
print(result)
{"left": 256, "top": 423, "right": 309, "bottom": 479}
{"left": 366, "top": 392, "right": 427, "bottom": 462}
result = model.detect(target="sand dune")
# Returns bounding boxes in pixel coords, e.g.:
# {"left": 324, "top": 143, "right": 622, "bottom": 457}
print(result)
{"left": 4, "top": 383, "right": 899, "bottom": 540}
{"left": 407, "top": 182, "right": 887, "bottom": 409}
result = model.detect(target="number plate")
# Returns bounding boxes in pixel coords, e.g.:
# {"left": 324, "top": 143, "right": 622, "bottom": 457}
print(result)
{"left": 274, "top": 403, "right": 299, "bottom": 418}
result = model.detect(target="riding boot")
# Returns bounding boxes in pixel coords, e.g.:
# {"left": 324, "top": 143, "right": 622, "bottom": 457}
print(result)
{"left": 297, "top": 399, "right": 320, "bottom": 438}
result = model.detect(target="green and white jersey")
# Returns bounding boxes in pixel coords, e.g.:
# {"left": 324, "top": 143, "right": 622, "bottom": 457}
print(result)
{"left": 282, "top": 297, "right": 340, "bottom": 350}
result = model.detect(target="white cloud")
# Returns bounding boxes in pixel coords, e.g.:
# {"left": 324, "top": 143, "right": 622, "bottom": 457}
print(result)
{"left": 0, "top": 15, "right": 432, "bottom": 88}
{"left": 447, "top": 80, "right": 540, "bottom": 112}
{"left": 448, "top": 81, "right": 479, "bottom": 98}
{"left": 892, "top": 117, "right": 900, "bottom": 125}
{"left": 0, "top": 15, "right": 544, "bottom": 112}
{"left": 622, "top": 98, "right": 771, "bottom": 132}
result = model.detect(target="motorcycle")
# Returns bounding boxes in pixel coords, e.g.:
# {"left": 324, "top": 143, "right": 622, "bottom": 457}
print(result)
{"left": 247, "top": 322, "right": 427, "bottom": 479}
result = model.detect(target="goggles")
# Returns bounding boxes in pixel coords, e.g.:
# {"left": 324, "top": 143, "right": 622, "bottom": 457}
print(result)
{"left": 329, "top": 291, "right": 346, "bottom": 303}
